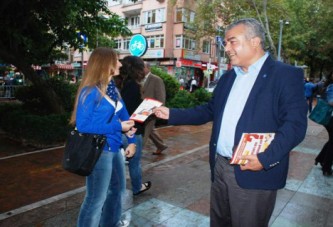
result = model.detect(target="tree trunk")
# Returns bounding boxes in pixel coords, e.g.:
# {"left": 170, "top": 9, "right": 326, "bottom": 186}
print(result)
{"left": 16, "top": 64, "right": 65, "bottom": 114}
{"left": 261, "top": 0, "right": 277, "bottom": 55}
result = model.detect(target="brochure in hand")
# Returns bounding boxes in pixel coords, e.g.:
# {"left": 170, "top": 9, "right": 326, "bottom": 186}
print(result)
{"left": 130, "top": 98, "right": 163, "bottom": 123}
{"left": 230, "top": 133, "right": 275, "bottom": 165}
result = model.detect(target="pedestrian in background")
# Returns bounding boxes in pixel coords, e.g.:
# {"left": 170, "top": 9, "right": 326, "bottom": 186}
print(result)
{"left": 315, "top": 71, "right": 333, "bottom": 176}
{"left": 189, "top": 76, "right": 198, "bottom": 92}
{"left": 118, "top": 56, "right": 152, "bottom": 195}
{"left": 142, "top": 62, "right": 168, "bottom": 155}
{"left": 4, "top": 71, "right": 12, "bottom": 98}
{"left": 71, "top": 47, "right": 136, "bottom": 227}
{"left": 154, "top": 18, "right": 307, "bottom": 227}
{"left": 304, "top": 77, "right": 317, "bottom": 113}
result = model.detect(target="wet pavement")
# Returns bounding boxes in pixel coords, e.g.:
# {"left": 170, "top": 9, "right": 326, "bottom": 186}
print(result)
{"left": 0, "top": 119, "right": 333, "bottom": 226}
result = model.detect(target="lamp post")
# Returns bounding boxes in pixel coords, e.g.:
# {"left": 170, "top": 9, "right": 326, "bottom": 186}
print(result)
{"left": 277, "top": 20, "right": 289, "bottom": 62}
{"left": 216, "top": 26, "right": 224, "bottom": 79}
{"left": 77, "top": 32, "right": 88, "bottom": 76}
{"left": 216, "top": 36, "right": 222, "bottom": 79}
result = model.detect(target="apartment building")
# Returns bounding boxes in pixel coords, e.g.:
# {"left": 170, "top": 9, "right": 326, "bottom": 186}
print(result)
{"left": 108, "top": 0, "right": 221, "bottom": 85}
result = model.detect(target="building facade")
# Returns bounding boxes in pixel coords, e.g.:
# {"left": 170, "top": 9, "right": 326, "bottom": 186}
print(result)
{"left": 108, "top": 0, "right": 223, "bottom": 86}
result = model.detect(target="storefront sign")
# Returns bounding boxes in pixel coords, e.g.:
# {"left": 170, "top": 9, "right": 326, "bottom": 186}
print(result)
{"left": 179, "top": 59, "right": 201, "bottom": 68}
{"left": 145, "top": 23, "right": 163, "bottom": 31}
{"left": 72, "top": 63, "right": 81, "bottom": 68}
{"left": 142, "top": 49, "right": 164, "bottom": 59}
{"left": 220, "top": 63, "right": 229, "bottom": 70}
{"left": 182, "top": 50, "right": 201, "bottom": 61}
{"left": 160, "top": 60, "right": 175, "bottom": 66}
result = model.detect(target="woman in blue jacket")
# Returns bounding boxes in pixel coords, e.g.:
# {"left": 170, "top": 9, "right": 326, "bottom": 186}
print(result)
{"left": 70, "top": 47, "right": 136, "bottom": 227}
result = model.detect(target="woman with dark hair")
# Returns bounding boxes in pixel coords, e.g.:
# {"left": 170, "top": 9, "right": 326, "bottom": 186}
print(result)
{"left": 118, "top": 55, "right": 152, "bottom": 195}
{"left": 72, "top": 47, "right": 136, "bottom": 226}
{"left": 315, "top": 71, "right": 333, "bottom": 176}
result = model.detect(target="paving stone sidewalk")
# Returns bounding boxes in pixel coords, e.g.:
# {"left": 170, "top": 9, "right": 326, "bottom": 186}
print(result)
{"left": 1, "top": 120, "right": 333, "bottom": 227}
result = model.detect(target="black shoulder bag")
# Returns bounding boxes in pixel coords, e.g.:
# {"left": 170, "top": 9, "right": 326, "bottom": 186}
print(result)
{"left": 62, "top": 103, "right": 117, "bottom": 176}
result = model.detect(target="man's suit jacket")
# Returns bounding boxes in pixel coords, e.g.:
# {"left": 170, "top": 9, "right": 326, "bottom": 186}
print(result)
{"left": 143, "top": 72, "right": 166, "bottom": 103}
{"left": 169, "top": 56, "right": 308, "bottom": 190}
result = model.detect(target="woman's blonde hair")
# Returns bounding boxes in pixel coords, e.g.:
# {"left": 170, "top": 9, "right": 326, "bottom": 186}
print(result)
{"left": 69, "top": 47, "right": 118, "bottom": 125}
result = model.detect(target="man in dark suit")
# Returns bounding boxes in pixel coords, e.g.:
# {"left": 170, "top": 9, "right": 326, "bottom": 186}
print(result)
{"left": 154, "top": 18, "right": 307, "bottom": 227}
{"left": 142, "top": 62, "right": 168, "bottom": 155}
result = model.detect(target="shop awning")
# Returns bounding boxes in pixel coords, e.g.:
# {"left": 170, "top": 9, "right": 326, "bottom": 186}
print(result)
{"left": 31, "top": 65, "right": 41, "bottom": 70}
{"left": 50, "top": 64, "right": 74, "bottom": 70}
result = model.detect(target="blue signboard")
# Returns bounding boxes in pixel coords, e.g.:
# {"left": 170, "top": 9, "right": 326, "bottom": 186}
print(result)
{"left": 77, "top": 31, "right": 88, "bottom": 43}
{"left": 129, "top": 34, "right": 148, "bottom": 57}
{"left": 216, "top": 36, "right": 222, "bottom": 44}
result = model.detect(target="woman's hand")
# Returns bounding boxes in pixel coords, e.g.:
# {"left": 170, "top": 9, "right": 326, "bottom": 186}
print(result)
{"left": 121, "top": 120, "right": 135, "bottom": 132}
{"left": 125, "top": 143, "right": 136, "bottom": 158}
{"left": 153, "top": 106, "right": 170, "bottom": 119}
{"left": 126, "top": 127, "right": 137, "bottom": 138}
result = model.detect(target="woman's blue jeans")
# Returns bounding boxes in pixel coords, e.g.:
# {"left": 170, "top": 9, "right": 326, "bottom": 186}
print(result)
{"left": 77, "top": 150, "right": 126, "bottom": 227}
{"left": 122, "top": 134, "right": 143, "bottom": 194}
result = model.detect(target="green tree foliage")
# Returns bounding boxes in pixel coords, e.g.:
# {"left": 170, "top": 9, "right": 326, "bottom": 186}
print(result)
{"left": 0, "top": 0, "right": 132, "bottom": 113}
{"left": 167, "top": 88, "right": 212, "bottom": 108}
{"left": 191, "top": 88, "right": 212, "bottom": 105}
{"left": 284, "top": 0, "right": 333, "bottom": 77}
{"left": 14, "top": 78, "right": 78, "bottom": 115}
{"left": 192, "top": 0, "right": 286, "bottom": 55}
{"left": 0, "top": 103, "right": 71, "bottom": 147}
{"left": 167, "top": 90, "right": 198, "bottom": 108}
{"left": 191, "top": 0, "right": 332, "bottom": 76}
{"left": 150, "top": 66, "right": 180, "bottom": 103}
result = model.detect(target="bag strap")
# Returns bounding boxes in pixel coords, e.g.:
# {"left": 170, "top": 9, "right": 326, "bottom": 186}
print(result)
{"left": 107, "top": 101, "right": 117, "bottom": 123}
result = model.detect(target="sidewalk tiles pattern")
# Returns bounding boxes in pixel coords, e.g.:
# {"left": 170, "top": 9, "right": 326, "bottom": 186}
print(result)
{"left": 1, "top": 121, "right": 333, "bottom": 226}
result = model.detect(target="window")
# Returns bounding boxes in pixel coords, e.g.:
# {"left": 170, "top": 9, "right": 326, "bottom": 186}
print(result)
{"left": 108, "top": 0, "right": 120, "bottom": 6}
{"left": 174, "top": 8, "right": 195, "bottom": 23}
{"left": 143, "top": 8, "right": 165, "bottom": 24}
{"left": 147, "top": 11, "right": 155, "bottom": 24}
{"left": 189, "top": 12, "right": 195, "bottom": 23}
{"left": 127, "top": 15, "right": 140, "bottom": 29}
{"left": 175, "top": 35, "right": 182, "bottom": 48}
{"left": 122, "top": 0, "right": 142, "bottom": 4}
{"left": 175, "top": 35, "right": 196, "bottom": 50}
{"left": 123, "top": 38, "right": 130, "bottom": 50}
{"left": 191, "top": 40, "right": 196, "bottom": 50}
{"left": 149, "top": 38, "right": 155, "bottom": 48}
{"left": 113, "top": 39, "right": 121, "bottom": 49}
{"left": 175, "top": 8, "right": 183, "bottom": 22}
{"left": 203, "top": 40, "right": 210, "bottom": 54}
{"left": 147, "top": 35, "right": 164, "bottom": 48}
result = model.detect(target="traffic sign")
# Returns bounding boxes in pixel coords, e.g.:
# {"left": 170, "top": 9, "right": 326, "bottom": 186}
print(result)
{"left": 216, "top": 36, "right": 222, "bottom": 44}
{"left": 129, "top": 34, "right": 148, "bottom": 57}
{"left": 77, "top": 31, "right": 88, "bottom": 43}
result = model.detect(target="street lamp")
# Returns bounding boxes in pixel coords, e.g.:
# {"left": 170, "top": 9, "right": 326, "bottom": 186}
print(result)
{"left": 77, "top": 32, "right": 88, "bottom": 76}
{"left": 277, "top": 20, "right": 289, "bottom": 62}
{"left": 216, "top": 26, "right": 224, "bottom": 79}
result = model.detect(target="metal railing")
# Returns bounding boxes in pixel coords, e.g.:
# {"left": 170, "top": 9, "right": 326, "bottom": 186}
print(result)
{"left": 0, "top": 85, "right": 24, "bottom": 99}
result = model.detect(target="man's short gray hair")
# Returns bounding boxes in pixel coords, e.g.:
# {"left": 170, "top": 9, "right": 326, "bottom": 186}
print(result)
{"left": 144, "top": 61, "right": 151, "bottom": 69}
{"left": 225, "top": 18, "right": 266, "bottom": 50}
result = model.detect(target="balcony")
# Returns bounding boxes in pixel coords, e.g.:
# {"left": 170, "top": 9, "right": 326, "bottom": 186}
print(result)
{"left": 122, "top": 0, "right": 142, "bottom": 16}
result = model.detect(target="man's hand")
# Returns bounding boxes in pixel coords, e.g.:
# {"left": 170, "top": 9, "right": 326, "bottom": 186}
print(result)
{"left": 153, "top": 106, "right": 170, "bottom": 119}
{"left": 239, "top": 154, "right": 264, "bottom": 171}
